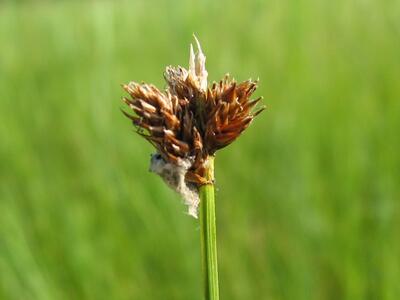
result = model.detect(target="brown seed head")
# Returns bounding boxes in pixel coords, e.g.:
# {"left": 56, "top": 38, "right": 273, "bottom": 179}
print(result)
{"left": 122, "top": 37, "right": 265, "bottom": 186}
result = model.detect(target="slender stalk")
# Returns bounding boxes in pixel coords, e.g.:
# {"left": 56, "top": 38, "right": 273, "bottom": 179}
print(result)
{"left": 199, "top": 156, "right": 219, "bottom": 300}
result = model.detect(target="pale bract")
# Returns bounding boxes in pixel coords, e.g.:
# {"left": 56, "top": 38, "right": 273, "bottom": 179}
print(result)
{"left": 189, "top": 36, "right": 208, "bottom": 92}
{"left": 149, "top": 154, "right": 199, "bottom": 218}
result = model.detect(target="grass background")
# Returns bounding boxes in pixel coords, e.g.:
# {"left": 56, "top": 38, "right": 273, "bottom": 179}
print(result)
{"left": 1, "top": 0, "right": 399, "bottom": 299}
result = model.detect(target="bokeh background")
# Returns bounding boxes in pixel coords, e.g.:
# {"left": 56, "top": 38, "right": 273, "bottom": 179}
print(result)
{"left": 1, "top": 0, "right": 399, "bottom": 299}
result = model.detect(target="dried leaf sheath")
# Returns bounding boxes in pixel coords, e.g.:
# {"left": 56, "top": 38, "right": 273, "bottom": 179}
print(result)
{"left": 122, "top": 38, "right": 264, "bottom": 216}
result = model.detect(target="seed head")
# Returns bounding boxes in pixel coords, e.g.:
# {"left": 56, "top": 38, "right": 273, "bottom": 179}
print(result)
{"left": 122, "top": 37, "right": 265, "bottom": 216}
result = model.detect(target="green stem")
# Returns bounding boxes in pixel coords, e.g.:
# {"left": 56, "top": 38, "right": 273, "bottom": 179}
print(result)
{"left": 199, "top": 156, "right": 219, "bottom": 300}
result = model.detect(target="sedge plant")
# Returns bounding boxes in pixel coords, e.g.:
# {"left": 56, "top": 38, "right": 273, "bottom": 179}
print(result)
{"left": 121, "top": 36, "right": 264, "bottom": 300}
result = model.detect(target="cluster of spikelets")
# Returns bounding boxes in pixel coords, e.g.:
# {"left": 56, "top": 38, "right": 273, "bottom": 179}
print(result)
{"left": 122, "top": 37, "right": 264, "bottom": 216}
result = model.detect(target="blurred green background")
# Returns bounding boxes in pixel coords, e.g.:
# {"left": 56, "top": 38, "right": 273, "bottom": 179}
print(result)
{"left": 1, "top": 0, "right": 399, "bottom": 299}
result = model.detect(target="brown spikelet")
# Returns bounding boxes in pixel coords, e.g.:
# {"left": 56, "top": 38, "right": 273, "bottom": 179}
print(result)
{"left": 121, "top": 38, "right": 265, "bottom": 187}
